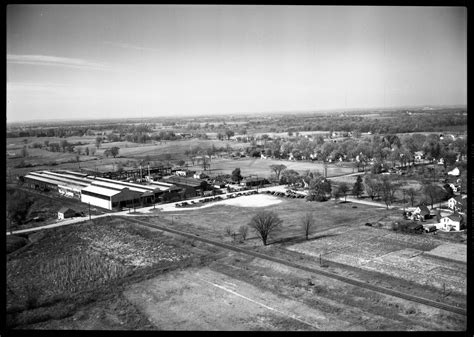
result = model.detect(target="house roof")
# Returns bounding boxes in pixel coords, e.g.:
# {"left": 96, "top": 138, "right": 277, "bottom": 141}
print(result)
{"left": 58, "top": 207, "right": 75, "bottom": 213}
{"left": 447, "top": 213, "right": 463, "bottom": 222}
{"left": 416, "top": 205, "right": 430, "bottom": 215}
{"left": 454, "top": 195, "right": 464, "bottom": 202}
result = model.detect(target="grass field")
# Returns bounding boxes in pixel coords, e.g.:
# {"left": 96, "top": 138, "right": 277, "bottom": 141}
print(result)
{"left": 189, "top": 157, "right": 356, "bottom": 178}
{"left": 150, "top": 196, "right": 394, "bottom": 246}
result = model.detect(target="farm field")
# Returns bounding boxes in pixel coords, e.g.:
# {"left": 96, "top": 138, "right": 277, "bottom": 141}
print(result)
{"left": 287, "top": 226, "right": 466, "bottom": 295}
{"left": 6, "top": 217, "right": 211, "bottom": 329}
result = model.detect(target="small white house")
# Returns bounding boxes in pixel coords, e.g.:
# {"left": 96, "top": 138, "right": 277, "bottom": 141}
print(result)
{"left": 175, "top": 170, "right": 188, "bottom": 177}
{"left": 58, "top": 207, "right": 76, "bottom": 220}
{"left": 413, "top": 205, "right": 430, "bottom": 220}
{"left": 447, "top": 167, "right": 460, "bottom": 176}
{"left": 447, "top": 196, "right": 466, "bottom": 212}
{"left": 448, "top": 184, "right": 459, "bottom": 193}
{"left": 193, "top": 172, "right": 208, "bottom": 179}
{"left": 414, "top": 151, "right": 424, "bottom": 160}
{"left": 440, "top": 213, "right": 464, "bottom": 231}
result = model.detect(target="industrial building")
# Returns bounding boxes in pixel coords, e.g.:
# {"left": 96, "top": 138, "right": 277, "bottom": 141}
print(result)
{"left": 162, "top": 175, "right": 209, "bottom": 197}
{"left": 20, "top": 170, "right": 177, "bottom": 211}
{"left": 81, "top": 185, "right": 142, "bottom": 210}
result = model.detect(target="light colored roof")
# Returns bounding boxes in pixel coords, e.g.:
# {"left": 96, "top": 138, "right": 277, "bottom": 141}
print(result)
{"left": 25, "top": 174, "right": 65, "bottom": 186}
{"left": 36, "top": 171, "right": 91, "bottom": 186}
{"left": 81, "top": 185, "right": 122, "bottom": 197}
{"left": 94, "top": 177, "right": 160, "bottom": 192}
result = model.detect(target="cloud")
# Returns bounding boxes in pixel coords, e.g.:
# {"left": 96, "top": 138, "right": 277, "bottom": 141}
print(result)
{"left": 7, "top": 54, "right": 109, "bottom": 70}
{"left": 104, "top": 41, "right": 159, "bottom": 52}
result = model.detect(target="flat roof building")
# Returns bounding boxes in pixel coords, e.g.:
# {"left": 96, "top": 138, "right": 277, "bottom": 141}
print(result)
{"left": 81, "top": 185, "right": 141, "bottom": 210}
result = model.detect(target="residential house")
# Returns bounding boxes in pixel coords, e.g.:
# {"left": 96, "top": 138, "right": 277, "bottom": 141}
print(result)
{"left": 447, "top": 196, "right": 467, "bottom": 212}
{"left": 448, "top": 167, "right": 460, "bottom": 176}
{"left": 448, "top": 183, "right": 459, "bottom": 193}
{"left": 440, "top": 213, "right": 464, "bottom": 231}
{"left": 193, "top": 172, "right": 208, "bottom": 179}
{"left": 412, "top": 205, "right": 430, "bottom": 221}
{"left": 414, "top": 151, "right": 424, "bottom": 161}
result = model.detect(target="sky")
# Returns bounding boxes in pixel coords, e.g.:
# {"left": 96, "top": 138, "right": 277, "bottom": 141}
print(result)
{"left": 7, "top": 5, "right": 467, "bottom": 122}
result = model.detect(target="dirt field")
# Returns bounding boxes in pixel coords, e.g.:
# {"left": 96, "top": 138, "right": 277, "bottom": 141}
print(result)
{"left": 125, "top": 267, "right": 334, "bottom": 330}
{"left": 123, "top": 257, "right": 465, "bottom": 331}
{"left": 425, "top": 243, "right": 466, "bottom": 262}
{"left": 287, "top": 226, "right": 466, "bottom": 295}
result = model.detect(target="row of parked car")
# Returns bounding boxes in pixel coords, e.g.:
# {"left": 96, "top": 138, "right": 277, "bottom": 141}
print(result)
{"left": 265, "top": 190, "right": 306, "bottom": 199}
{"left": 227, "top": 190, "right": 259, "bottom": 198}
{"left": 175, "top": 190, "right": 259, "bottom": 208}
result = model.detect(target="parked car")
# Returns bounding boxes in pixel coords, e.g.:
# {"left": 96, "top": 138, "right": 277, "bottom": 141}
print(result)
{"left": 423, "top": 224, "right": 437, "bottom": 233}
{"left": 407, "top": 223, "right": 424, "bottom": 234}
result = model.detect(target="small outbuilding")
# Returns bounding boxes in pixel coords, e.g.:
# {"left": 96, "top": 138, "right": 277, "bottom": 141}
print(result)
{"left": 58, "top": 207, "right": 76, "bottom": 220}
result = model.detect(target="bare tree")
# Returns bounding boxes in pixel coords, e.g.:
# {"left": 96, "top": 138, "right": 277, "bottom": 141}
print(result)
{"left": 238, "top": 225, "right": 249, "bottom": 241}
{"left": 423, "top": 182, "right": 446, "bottom": 209}
{"left": 301, "top": 212, "right": 315, "bottom": 240}
{"left": 270, "top": 164, "right": 287, "bottom": 182}
{"left": 248, "top": 210, "right": 282, "bottom": 246}
{"left": 379, "top": 176, "right": 399, "bottom": 209}
{"left": 406, "top": 187, "right": 418, "bottom": 207}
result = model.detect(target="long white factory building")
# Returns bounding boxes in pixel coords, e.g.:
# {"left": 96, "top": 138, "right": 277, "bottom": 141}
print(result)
{"left": 22, "top": 170, "right": 178, "bottom": 210}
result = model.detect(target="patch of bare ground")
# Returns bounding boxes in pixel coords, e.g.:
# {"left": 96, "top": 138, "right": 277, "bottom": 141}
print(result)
{"left": 124, "top": 266, "right": 358, "bottom": 330}
{"left": 210, "top": 254, "right": 465, "bottom": 331}
{"left": 285, "top": 226, "right": 466, "bottom": 298}
{"left": 255, "top": 244, "right": 465, "bottom": 310}
{"left": 19, "top": 294, "right": 155, "bottom": 330}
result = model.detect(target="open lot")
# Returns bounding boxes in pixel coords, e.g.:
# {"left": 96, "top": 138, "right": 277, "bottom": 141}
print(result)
{"left": 151, "top": 196, "right": 390, "bottom": 246}
{"left": 123, "top": 257, "right": 464, "bottom": 331}
{"left": 199, "top": 157, "right": 355, "bottom": 178}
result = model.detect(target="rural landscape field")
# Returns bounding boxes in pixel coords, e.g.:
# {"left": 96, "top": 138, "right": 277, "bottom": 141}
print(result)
{"left": 6, "top": 104, "right": 468, "bottom": 331}
{"left": 6, "top": 4, "right": 468, "bottom": 333}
